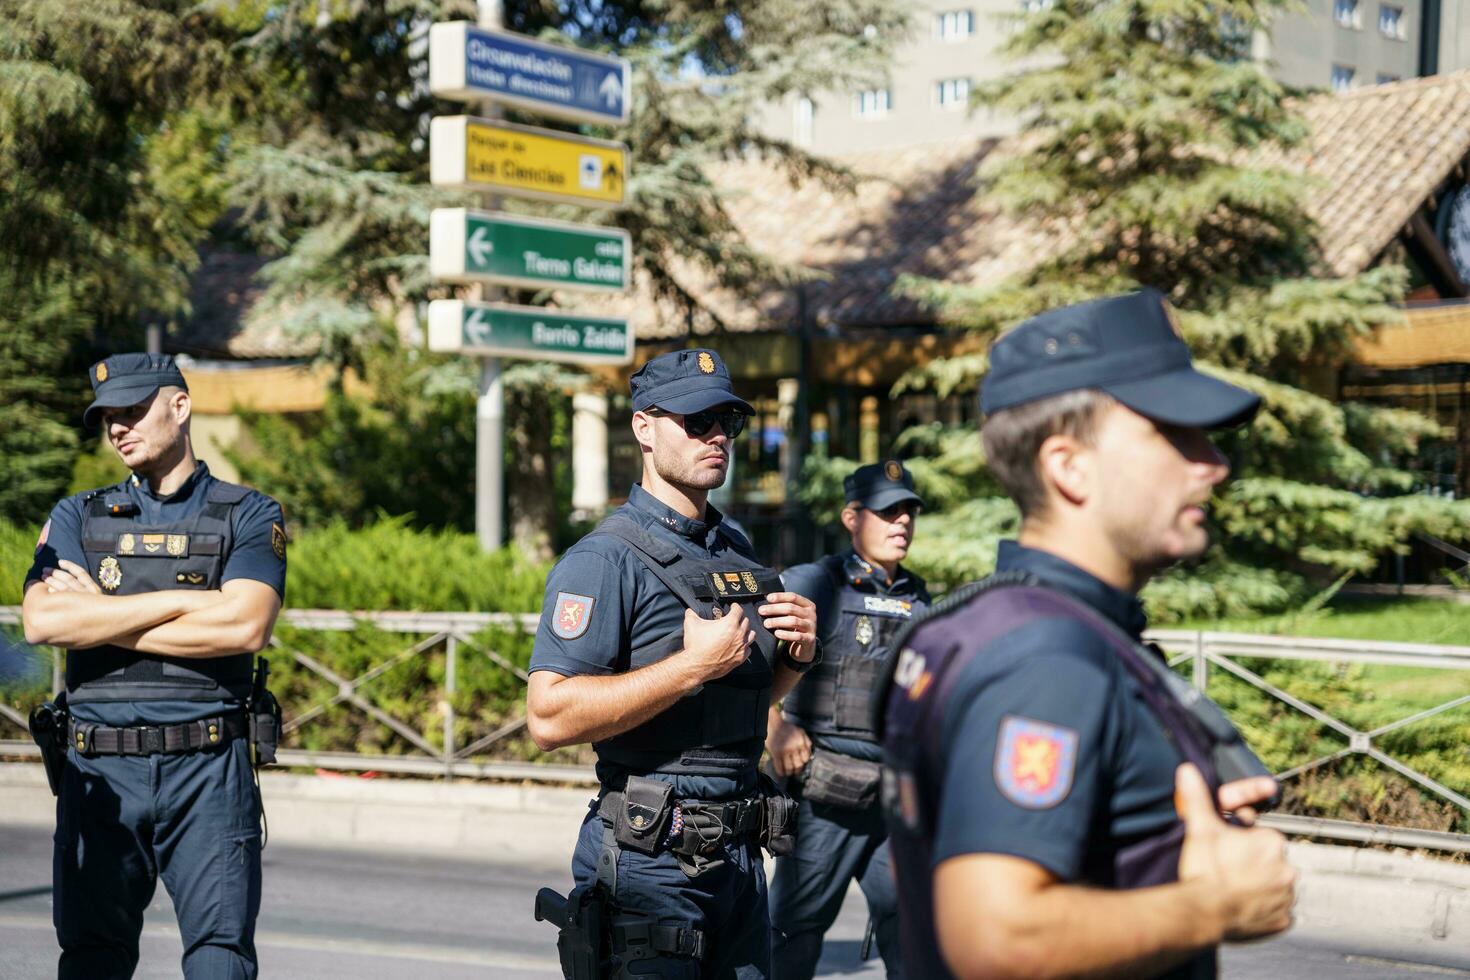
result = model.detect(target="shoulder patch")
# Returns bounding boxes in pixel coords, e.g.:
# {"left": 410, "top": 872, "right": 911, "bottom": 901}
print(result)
{"left": 553, "top": 592, "right": 596, "bottom": 640}
{"left": 271, "top": 522, "right": 287, "bottom": 560}
{"left": 34, "top": 519, "right": 50, "bottom": 556}
{"left": 995, "top": 715, "right": 1079, "bottom": 809}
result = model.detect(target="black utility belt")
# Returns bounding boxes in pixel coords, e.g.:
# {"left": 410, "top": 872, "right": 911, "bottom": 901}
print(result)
{"left": 599, "top": 774, "right": 798, "bottom": 875}
{"left": 69, "top": 713, "right": 247, "bottom": 757}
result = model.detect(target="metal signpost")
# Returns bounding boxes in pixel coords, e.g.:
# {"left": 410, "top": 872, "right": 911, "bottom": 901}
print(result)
{"left": 430, "top": 5, "right": 632, "bottom": 551}
{"left": 430, "top": 209, "right": 631, "bottom": 292}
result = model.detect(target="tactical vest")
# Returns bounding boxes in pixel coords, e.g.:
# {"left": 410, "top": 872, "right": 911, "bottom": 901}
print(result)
{"left": 876, "top": 575, "right": 1229, "bottom": 980}
{"left": 782, "top": 555, "right": 927, "bottom": 743}
{"left": 68, "top": 479, "right": 256, "bottom": 704}
{"left": 591, "top": 514, "right": 781, "bottom": 777}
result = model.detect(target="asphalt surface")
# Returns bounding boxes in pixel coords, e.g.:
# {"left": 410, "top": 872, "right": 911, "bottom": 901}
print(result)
{"left": 1, "top": 823, "right": 1467, "bottom": 979}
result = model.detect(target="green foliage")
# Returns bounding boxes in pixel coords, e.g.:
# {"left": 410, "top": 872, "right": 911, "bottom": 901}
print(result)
{"left": 887, "top": 0, "right": 1468, "bottom": 619}
{"left": 283, "top": 515, "right": 549, "bottom": 612}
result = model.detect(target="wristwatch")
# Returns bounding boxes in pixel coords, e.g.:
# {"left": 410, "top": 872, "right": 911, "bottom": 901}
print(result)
{"left": 778, "top": 639, "right": 821, "bottom": 674}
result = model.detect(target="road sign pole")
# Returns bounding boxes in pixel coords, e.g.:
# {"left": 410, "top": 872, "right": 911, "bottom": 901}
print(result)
{"left": 476, "top": 0, "right": 504, "bottom": 552}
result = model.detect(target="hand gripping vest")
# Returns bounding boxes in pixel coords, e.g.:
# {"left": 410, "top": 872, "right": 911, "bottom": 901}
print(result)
{"left": 782, "top": 555, "right": 928, "bottom": 743}
{"left": 591, "top": 514, "right": 781, "bottom": 777}
{"left": 875, "top": 574, "right": 1248, "bottom": 980}
{"left": 68, "top": 480, "right": 256, "bottom": 704}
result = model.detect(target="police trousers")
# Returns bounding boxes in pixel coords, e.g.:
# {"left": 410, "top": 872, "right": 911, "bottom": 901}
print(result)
{"left": 768, "top": 796, "right": 902, "bottom": 980}
{"left": 53, "top": 738, "right": 262, "bottom": 980}
{"left": 571, "top": 800, "right": 772, "bottom": 978}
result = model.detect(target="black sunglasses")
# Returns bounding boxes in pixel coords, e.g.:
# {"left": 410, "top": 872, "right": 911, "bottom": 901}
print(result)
{"left": 648, "top": 407, "right": 747, "bottom": 439}
{"left": 858, "top": 500, "right": 921, "bottom": 521}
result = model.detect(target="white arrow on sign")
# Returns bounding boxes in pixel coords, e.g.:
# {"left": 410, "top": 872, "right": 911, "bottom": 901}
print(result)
{"left": 466, "top": 308, "right": 492, "bottom": 345}
{"left": 467, "top": 225, "right": 494, "bottom": 266}
{"left": 599, "top": 72, "right": 622, "bottom": 108}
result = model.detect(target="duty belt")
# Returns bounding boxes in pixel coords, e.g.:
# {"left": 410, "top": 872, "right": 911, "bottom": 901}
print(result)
{"left": 597, "top": 791, "right": 764, "bottom": 844}
{"left": 69, "top": 712, "right": 247, "bottom": 757}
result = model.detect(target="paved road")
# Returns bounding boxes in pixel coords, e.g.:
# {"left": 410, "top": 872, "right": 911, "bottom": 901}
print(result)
{"left": 1, "top": 824, "right": 1466, "bottom": 979}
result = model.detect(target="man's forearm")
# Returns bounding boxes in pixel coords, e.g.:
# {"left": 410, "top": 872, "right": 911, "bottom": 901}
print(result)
{"left": 948, "top": 876, "right": 1223, "bottom": 979}
{"left": 770, "top": 662, "right": 803, "bottom": 703}
{"left": 528, "top": 654, "right": 704, "bottom": 749}
{"left": 115, "top": 595, "right": 277, "bottom": 659}
{"left": 22, "top": 587, "right": 211, "bottom": 649}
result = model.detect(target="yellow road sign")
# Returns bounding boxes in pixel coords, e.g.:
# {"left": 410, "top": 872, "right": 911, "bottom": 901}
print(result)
{"left": 430, "top": 116, "right": 627, "bottom": 209}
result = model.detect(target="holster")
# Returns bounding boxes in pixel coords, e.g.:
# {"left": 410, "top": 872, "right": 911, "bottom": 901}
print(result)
{"left": 248, "top": 658, "right": 283, "bottom": 767}
{"left": 535, "top": 884, "right": 606, "bottom": 980}
{"left": 799, "top": 748, "right": 883, "bottom": 810}
{"left": 27, "top": 700, "right": 67, "bottom": 797}
{"left": 758, "top": 770, "right": 798, "bottom": 857}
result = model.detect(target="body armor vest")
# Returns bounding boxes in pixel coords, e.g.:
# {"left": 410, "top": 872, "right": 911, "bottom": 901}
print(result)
{"left": 876, "top": 575, "right": 1234, "bottom": 980}
{"left": 783, "top": 555, "right": 928, "bottom": 743}
{"left": 591, "top": 514, "right": 780, "bottom": 777}
{"left": 68, "top": 479, "right": 255, "bottom": 704}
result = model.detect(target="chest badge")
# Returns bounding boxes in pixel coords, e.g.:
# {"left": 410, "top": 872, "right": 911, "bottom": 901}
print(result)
{"left": 854, "top": 615, "right": 874, "bottom": 646}
{"left": 117, "top": 533, "right": 136, "bottom": 555}
{"left": 741, "top": 571, "right": 759, "bottom": 593}
{"left": 166, "top": 534, "right": 188, "bottom": 557}
{"left": 97, "top": 556, "right": 123, "bottom": 592}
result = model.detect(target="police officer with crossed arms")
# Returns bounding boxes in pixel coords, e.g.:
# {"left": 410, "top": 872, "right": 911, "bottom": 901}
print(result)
{"left": 766, "top": 460, "right": 930, "bottom": 978}
{"left": 527, "top": 348, "right": 819, "bottom": 979}
{"left": 877, "top": 291, "right": 1296, "bottom": 979}
{"left": 23, "top": 354, "right": 285, "bottom": 979}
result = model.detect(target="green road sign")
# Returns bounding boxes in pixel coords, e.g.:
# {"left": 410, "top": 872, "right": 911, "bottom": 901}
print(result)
{"left": 429, "top": 209, "right": 630, "bottom": 292}
{"left": 427, "top": 300, "right": 632, "bottom": 365}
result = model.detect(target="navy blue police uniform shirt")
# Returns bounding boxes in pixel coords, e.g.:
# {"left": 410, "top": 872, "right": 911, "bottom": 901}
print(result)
{"left": 25, "top": 462, "right": 287, "bottom": 728}
{"left": 529, "top": 484, "right": 763, "bottom": 801}
{"left": 933, "top": 540, "right": 1190, "bottom": 887}
{"left": 781, "top": 551, "right": 927, "bottom": 763}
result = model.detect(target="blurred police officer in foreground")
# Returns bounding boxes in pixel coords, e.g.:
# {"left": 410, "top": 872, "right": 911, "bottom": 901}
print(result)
{"left": 526, "top": 348, "right": 818, "bottom": 978}
{"left": 23, "top": 355, "right": 286, "bottom": 979}
{"left": 877, "top": 290, "right": 1296, "bottom": 979}
{"left": 765, "top": 461, "right": 930, "bottom": 978}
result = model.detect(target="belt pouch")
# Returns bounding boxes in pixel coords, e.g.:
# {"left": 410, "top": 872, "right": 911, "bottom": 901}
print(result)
{"left": 614, "top": 775, "right": 673, "bottom": 856}
{"left": 801, "top": 748, "right": 883, "bottom": 809}
{"left": 672, "top": 805, "right": 729, "bottom": 878}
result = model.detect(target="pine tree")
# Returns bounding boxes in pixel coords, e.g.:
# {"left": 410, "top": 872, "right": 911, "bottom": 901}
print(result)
{"left": 826, "top": 0, "right": 1470, "bottom": 619}
{"left": 0, "top": 1, "right": 227, "bottom": 523}
{"left": 209, "top": 0, "right": 913, "bottom": 548}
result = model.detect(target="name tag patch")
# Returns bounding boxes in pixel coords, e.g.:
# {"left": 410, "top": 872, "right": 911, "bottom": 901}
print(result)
{"left": 863, "top": 595, "right": 912, "bottom": 617}
{"left": 709, "top": 570, "right": 763, "bottom": 599}
{"left": 117, "top": 533, "right": 189, "bottom": 557}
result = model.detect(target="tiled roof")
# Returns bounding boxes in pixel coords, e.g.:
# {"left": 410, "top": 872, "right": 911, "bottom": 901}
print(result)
{"left": 168, "top": 244, "right": 320, "bottom": 359}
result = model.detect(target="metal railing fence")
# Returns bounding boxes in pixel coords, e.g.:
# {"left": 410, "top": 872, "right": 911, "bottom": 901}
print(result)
{"left": 2, "top": 608, "right": 1467, "bottom": 851}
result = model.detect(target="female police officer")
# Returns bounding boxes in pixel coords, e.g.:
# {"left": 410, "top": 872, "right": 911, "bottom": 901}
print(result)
{"left": 877, "top": 291, "right": 1296, "bottom": 980}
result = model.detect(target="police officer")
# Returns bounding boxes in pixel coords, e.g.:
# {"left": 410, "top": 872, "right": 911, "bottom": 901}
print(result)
{"left": 765, "top": 461, "right": 929, "bottom": 979}
{"left": 877, "top": 291, "right": 1297, "bottom": 979}
{"left": 22, "top": 354, "right": 286, "bottom": 980}
{"left": 526, "top": 348, "right": 819, "bottom": 979}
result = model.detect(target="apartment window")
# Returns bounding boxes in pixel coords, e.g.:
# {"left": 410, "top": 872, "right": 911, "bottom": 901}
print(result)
{"left": 1379, "top": 4, "right": 1405, "bottom": 38}
{"left": 854, "top": 88, "right": 891, "bottom": 119}
{"left": 1377, "top": 72, "right": 1401, "bottom": 84}
{"left": 935, "top": 9, "right": 974, "bottom": 40}
{"left": 1334, "top": 0, "right": 1361, "bottom": 28}
{"left": 1331, "top": 64, "right": 1356, "bottom": 92}
{"left": 794, "top": 97, "right": 814, "bottom": 147}
{"left": 935, "top": 77, "right": 972, "bottom": 109}
{"left": 1021, "top": 0, "right": 1055, "bottom": 12}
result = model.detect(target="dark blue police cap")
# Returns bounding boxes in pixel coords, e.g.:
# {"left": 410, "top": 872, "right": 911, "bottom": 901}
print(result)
{"left": 845, "top": 460, "right": 924, "bottom": 511}
{"left": 630, "top": 348, "right": 754, "bottom": 415}
{"left": 980, "top": 289, "right": 1261, "bottom": 429}
{"left": 84, "top": 353, "right": 189, "bottom": 429}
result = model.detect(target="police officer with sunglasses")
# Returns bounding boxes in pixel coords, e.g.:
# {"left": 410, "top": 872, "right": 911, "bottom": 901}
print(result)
{"left": 528, "top": 348, "right": 819, "bottom": 979}
{"left": 765, "top": 461, "right": 930, "bottom": 978}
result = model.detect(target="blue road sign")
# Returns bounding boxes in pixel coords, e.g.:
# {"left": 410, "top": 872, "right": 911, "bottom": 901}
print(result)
{"left": 430, "top": 22, "right": 630, "bottom": 126}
